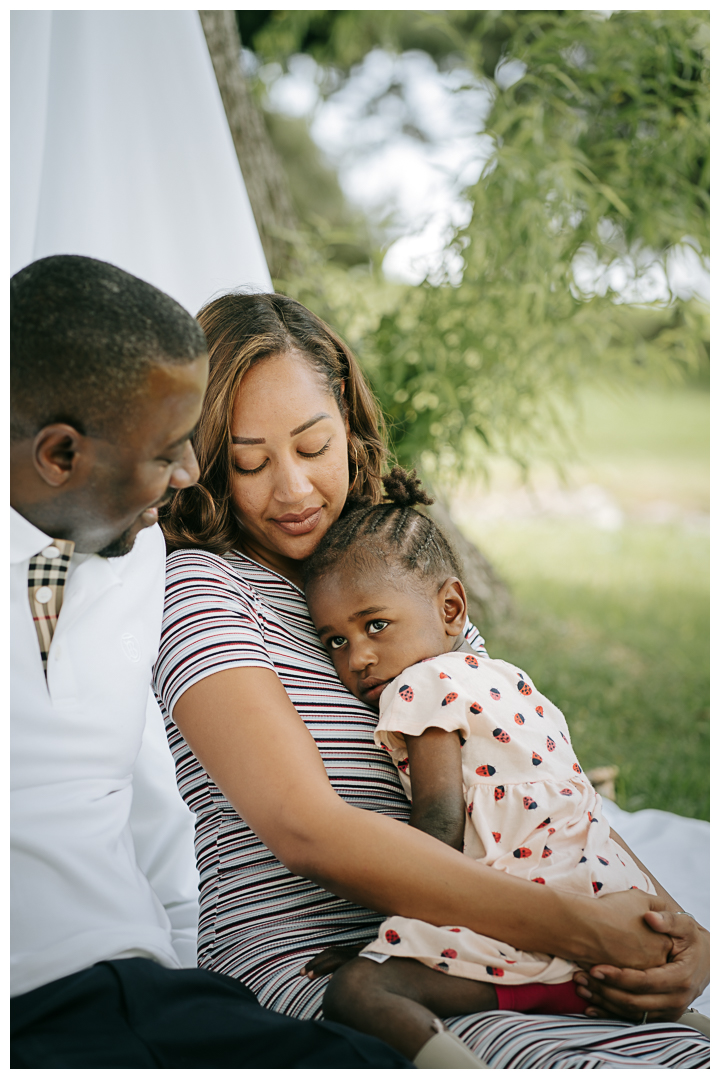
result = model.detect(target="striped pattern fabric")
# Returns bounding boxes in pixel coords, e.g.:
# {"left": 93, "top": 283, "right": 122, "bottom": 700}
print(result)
{"left": 444, "top": 1011, "right": 709, "bottom": 1069}
{"left": 154, "top": 547, "right": 709, "bottom": 1068}
{"left": 27, "top": 538, "right": 75, "bottom": 672}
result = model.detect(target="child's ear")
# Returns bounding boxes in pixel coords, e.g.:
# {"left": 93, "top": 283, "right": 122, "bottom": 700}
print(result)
{"left": 438, "top": 578, "right": 467, "bottom": 636}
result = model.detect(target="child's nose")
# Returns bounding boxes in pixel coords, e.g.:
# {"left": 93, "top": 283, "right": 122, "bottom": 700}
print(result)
{"left": 348, "top": 640, "right": 376, "bottom": 672}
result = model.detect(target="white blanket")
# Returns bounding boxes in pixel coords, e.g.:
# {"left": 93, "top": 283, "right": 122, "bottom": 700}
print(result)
{"left": 603, "top": 799, "right": 710, "bottom": 1014}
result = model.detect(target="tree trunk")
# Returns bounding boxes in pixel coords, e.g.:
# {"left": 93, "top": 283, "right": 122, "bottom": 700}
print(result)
{"left": 198, "top": 10, "right": 297, "bottom": 281}
{"left": 424, "top": 494, "right": 512, "bottom": 630}
{"left": 199, "top": 10, "right": 512, "bottom": 626}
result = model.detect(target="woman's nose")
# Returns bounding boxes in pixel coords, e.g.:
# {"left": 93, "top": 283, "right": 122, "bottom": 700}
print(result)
{"left": 274, "top": 455, "right": 314, "bottom": 503}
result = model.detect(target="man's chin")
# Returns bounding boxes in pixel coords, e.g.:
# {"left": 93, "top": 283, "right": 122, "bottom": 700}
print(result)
{"left": 97, "top": 526, "right": 138, "bottom": 559}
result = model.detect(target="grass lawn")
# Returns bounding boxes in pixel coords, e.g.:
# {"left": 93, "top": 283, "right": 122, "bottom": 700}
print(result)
{"left": 454, "top": 386, "right": 709, "bottom": 821}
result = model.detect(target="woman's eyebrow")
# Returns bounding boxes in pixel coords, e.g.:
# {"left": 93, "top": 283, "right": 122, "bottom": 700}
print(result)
{"left": 232, "top": 413, "right": 331, "bottom": 445}
{"left": 290, "top": 412, "right": 331, "bottom": 437}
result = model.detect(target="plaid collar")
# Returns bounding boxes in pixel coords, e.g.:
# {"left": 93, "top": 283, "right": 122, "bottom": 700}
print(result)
{"left": 27, "top": 537, "right": 76, "bottom": 674}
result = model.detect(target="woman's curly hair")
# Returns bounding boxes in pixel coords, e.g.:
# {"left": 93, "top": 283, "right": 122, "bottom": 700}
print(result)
{"left": 161, "top": 292, "right": 387, "bottom": 554}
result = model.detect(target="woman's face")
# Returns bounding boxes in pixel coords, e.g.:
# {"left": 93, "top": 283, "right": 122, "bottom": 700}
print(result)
{"left": 230, "top": 350, "right": 350, "bottom": 580}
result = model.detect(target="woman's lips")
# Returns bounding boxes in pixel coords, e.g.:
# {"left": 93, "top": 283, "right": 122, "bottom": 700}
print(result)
{"left": 272, "top": 508, "right": 323, "bottom": 536}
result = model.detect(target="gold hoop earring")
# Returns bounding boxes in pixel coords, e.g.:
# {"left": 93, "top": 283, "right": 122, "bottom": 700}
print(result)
{"left": 348, "top": 454, "right": 360, "bottom": 492}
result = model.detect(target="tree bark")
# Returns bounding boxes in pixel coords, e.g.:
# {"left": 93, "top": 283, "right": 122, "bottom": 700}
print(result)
{"left": 199, "top": 9, "right": 511, "bottom": 625}
{"left": 424, "top": 494, "right": 511, "bottom": 630}
{"left": 198, "top": 10, "right": 297, "bottom": 281}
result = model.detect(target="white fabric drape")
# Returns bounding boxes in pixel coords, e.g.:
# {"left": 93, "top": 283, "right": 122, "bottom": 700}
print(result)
{"left": 11, "top": 10, "right": 272, "bottom": 313}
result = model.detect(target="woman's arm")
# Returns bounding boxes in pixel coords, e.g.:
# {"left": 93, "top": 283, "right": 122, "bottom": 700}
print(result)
{"left": 404, "top": 728, "right": 466, "bottom": 851}
{"left": 172, "top": 666, "right": 673, "bottom": 970}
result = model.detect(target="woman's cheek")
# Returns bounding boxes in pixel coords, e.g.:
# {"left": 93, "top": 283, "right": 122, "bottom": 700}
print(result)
{"left": 231, "top": 476, "right": 264, "bottom": 525}
{"left": 316, "top": 452, "right": 350, "bottom": 506}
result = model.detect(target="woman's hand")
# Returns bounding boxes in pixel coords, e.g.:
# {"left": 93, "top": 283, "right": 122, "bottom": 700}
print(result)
{"left": 566, "top": 889, "right": 673, "bottom": 972}
{"left": 573, "top": 911, "right": 709, "bottom": 1022}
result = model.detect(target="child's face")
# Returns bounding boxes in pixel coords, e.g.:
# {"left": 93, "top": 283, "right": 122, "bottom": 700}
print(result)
{"left": 307, "top": 568, "right": 467, "bottom": 707}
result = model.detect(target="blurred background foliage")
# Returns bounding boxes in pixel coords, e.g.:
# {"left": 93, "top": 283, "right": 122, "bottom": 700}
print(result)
{"left": 236, "top": 8, "right": 709, "bottom": 481}
{"left": 220, "top": 9, "right": 708, "bottom": 818}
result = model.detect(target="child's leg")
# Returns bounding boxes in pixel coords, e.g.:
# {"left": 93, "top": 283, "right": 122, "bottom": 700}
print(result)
{"left": 323, "top": 955, "right": 498, "bottom": 1061}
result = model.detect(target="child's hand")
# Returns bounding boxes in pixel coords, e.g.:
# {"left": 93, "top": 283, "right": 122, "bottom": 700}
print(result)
{"left": 300, "top": 943, "right": 368, "bottom": 980}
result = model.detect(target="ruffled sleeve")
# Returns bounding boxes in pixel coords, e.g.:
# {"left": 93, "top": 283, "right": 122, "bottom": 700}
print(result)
{"left": 375, "top": 656, "right": 473, "bottom": 754}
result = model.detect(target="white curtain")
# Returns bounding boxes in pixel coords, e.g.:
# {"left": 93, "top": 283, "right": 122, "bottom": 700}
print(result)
{"left": 11, "top": 10, "right": 272, "bottom": 315}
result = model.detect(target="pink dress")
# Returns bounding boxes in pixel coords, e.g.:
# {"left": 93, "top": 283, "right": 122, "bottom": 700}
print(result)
{"left": 360, "top": 649, "right": 654, "bottom": 985}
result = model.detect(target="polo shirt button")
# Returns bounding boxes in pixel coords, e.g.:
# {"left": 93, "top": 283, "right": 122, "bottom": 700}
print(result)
{"left": 35, "top": 586, "right": 53, "bottom": 604}
{"left": 41, "top": 545, "right": 61, "bottom": 559}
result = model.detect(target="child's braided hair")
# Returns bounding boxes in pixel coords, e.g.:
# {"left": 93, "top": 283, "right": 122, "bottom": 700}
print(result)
{"left": 304, "top": 466, "right": 462, "bottom": 591}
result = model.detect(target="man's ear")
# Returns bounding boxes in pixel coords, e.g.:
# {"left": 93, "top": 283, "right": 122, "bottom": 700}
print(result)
{"left": 32, "top": 424, "right": 90, "bottom": 488}
{"left": 438, "top": 577, "right": 467, "bottom": 636}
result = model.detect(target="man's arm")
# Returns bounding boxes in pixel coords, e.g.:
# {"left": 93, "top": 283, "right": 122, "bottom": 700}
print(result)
{"left": 128, "top": 691, "right": 199, "bottom": 967}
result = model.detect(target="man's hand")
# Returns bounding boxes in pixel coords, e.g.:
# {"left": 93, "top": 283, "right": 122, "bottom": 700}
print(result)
{"left": 573, "top": 911, "right": 709, "bottom": 1022}
{"left": 300, "top": 943, "right": 368, "bottom": 980}
{"left": 569, "top": 889, "right": 673, "bottom": 971}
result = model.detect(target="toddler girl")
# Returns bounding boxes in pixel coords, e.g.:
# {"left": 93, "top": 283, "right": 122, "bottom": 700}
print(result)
{"left": 301, "top": 468, "right": 695, "bottom": 1065}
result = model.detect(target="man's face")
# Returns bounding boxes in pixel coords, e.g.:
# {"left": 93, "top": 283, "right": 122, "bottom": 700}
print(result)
{"left": 75, "top": 356, "right": 208, "bottom": 555}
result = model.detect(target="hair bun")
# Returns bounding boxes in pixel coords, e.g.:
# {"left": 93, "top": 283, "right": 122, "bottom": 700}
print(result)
{"left": 382, "top": 466, "right": 434, "bottom": 508}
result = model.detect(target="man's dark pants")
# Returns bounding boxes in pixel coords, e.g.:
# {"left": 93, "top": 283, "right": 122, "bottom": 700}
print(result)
{"left": 11, "top": 958, "right": 415, "bottom": 1068}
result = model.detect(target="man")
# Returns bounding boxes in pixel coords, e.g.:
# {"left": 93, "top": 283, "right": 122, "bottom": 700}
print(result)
{"left": 10, "top": 255, "right": 414, "bottom": 1068}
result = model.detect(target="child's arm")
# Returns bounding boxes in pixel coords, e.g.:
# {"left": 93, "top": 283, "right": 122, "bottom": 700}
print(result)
{"left": 405, "top": 727, "right": 466, "bottom": 851}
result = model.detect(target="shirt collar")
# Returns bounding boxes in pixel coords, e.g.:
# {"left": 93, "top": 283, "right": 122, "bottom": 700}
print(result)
{"left": 10, "top": 506, "right": 53, "bottom": 564}
{"left": 9, "top": 506, "right": 131, "bottom": 588}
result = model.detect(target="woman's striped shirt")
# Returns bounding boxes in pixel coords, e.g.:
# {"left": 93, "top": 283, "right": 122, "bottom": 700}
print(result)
{"left": 154, "top": 546, "right": 487, "bottom": 1015}
{"left": 153, "top": 547, "right": 708, "bottom": 1068}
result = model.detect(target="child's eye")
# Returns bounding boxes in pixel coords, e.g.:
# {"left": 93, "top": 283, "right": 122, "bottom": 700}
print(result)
{"left": 328, "top": 636, "right": 347, "bottom": 650}
{"left": 368, "top": 620, "right": 389, "bottom": 635}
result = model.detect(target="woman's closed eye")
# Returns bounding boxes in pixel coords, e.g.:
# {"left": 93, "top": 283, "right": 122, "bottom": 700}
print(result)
{"left": 233, "top": 439, "right": 332, "bottom": 476}
{"left": 298, "top": 438, "right": 331, "bottom": 460}
{"left": 234, "top": 458, "right": 268, "bottom": 476}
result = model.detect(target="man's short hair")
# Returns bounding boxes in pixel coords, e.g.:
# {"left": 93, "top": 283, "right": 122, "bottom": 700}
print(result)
{"left": 11, "top": 255, "right": 208, "bottom": 441}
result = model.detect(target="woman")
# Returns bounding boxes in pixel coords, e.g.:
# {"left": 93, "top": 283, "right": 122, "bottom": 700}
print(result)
{"left": 154, "top": 293, "right": 709, "bottom": 1068}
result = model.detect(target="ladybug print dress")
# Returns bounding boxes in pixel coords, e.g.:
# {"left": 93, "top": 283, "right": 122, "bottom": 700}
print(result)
{"left": 361, "top": 645, "right": 654, "bottom": 986}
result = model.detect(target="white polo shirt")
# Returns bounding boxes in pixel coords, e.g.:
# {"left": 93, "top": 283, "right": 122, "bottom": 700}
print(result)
{"left": 11, "top": 507, "right": 199, "bottom": 998}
